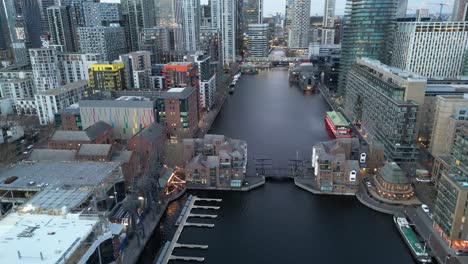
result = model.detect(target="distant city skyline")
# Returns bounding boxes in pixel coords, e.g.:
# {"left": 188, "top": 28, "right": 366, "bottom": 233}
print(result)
{"left": 262, "top": 0, "right": 453, "bottom": 17}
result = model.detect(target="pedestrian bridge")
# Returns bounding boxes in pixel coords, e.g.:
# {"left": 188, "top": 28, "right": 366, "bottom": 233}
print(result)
{"left": 244, "top": 57, "right": 308, "bottom": 63}
{"left": 258, "top": 168, "right": 304, "bottom": 179}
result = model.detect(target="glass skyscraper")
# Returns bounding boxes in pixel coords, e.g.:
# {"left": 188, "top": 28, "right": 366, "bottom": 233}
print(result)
{"left": 337, "top": 0, "right": 397, "bottom": 95}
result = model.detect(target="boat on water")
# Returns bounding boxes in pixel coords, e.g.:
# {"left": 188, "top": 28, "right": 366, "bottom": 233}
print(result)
{"left": 229, "top": 86, "right": 235, "bottom": 94}
{"left": 324, "top": 111, "right": 352, "bottom": 138}
{"left": 393, "top": 215, "right": 432, "bottom": 263}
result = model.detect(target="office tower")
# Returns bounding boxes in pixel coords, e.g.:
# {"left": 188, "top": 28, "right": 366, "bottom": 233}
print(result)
{"left": 343, "top": 58, "right": 426, "bottom": 167}
{"left": 119, "top": 51, "right": 152, "bottom": 89}
{"left": 82, "top": 1, "right": 122, "bottom": 27}
{"left": 88, "top": 62, "right": 127, "bottom": 92}
{"left": 11, "top": 18, "right": 30, "bottom": 64}
{"left": 211, "top": 0, "right": 237, "bottom": 65}
{"left": 57, "top": 53, "right": 101, "bottom": 84}
{"left": 200, "top": 3, "right": 211, "bottom": 28}
{"left": 47, "top": 5, "right": 78, "bottom": 52}
{"left": 29, "top": 48, "right": 62, "bottom": 92}
{"left": 182, "top": 0, "right": 200, "bottom": 51}
{"left": 121, "top": 0, "right": 156, "bottom": 51}
{"left": 140, "top": 27, "right": 170, "bottom": 63}
{"left": 337, "top": 0, "right": 397, "bottom": 95}
{"left": 288, "top": 0, "right": 310, "bottom": 49}
{"left": 77, "top": 26, "right": 127, "bottom": 61}
{"left": 452, "top": 0, "right": 468, "bottom": 21}
{"left": 392, "top": 22, "right": 468, "bottom": 79}
{"left": 241, "top": 0, "right": 263, "bottom": 34}
{"left": 247, "top": 24, "right": 269, "bottom": 57}
{"left": 284, "top": 0, "right": 295, "bottom": 30}
{"left": 416, "top": 9, "right": 429, "bottom": 21}
{"left": 322, "top": 0, "right": 335, "bottom": 45}
{"left": 397, "top": 0, "right": 408, "bottom": 18}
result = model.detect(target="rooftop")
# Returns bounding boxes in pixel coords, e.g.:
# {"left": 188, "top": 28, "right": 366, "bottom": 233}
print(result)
{"left": 36, "top": 80, "right": 88, "bottom": 96}
{"left": 160, "top": 87, "right": 195, "bottom": 99}
{"left": 357, "top": 57, "right": 426, "bottom": 81}
{"left": 79, "top": 97, "right": 155, "bottom": 108}
{"left": 27, "top": 149, "right": 76, "bottom": 161}
{"left": 0, "top": 212, "right": 98, "bottom": 264}
{"left": 378, "top": 162, "right": 410, "bottom": 185}
{"left": 60, "top": 104, "right": 80, "bottom": 115}
{"left": 326, "top": 111, "right": 349, "bottom": 127}
{"left": 77, "top": 144, "right": 112, "bottom": 156}
{"left": 51, "top": 121, "right": 112, "bottom": 141}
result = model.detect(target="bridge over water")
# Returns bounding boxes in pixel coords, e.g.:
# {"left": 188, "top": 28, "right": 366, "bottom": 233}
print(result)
{"left": 253, "top": 156, "right": 308, "bottom": 178}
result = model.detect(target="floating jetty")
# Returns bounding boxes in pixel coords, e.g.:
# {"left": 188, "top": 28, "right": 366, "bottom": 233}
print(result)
{"left": 160, "top": 196, "right": 221, "bottom": 263}
{"left": 175, "top": 243, "right": 208, "bottom": 249}
{"left": 188, "top": 213, "right": 218, "bottom": 218}
{"left": 192, "top": 205, "right": 220, "bottom": 210}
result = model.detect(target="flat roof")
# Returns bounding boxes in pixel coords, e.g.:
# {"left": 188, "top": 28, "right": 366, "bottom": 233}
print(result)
{"left": 77, "top": 144, "right": 111, "bottom": 156}
{"left": 0, "top": 161, "right": 120, "bottom": 191}
{"left": 326, "top": 111, "right": 349, "bottom": 127}
{"left": 0, "top": 212, "right": 98, "bottom": 264}
{"left": 36, "top": 80, "right": 87, "bottom": 96}
{"left": 168, "top": 88, "right": 185, "bottom": 93}
{"left": 27, "top": 149, "right": 76, "bottom": 161}
{"left": 159, "top": 86, "right": 195, "bottom": 99}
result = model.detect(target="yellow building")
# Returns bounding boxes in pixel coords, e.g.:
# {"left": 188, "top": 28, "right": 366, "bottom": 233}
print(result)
{"left": 88, "top": 62, "right": 126, "bottom": 91}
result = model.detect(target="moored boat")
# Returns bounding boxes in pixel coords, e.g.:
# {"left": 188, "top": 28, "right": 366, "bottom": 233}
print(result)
{"left": 324, "top": 111, "right": 352, "bottom": 138}
{"left": 393, "top": 215, "right": 432, "bottom": 263}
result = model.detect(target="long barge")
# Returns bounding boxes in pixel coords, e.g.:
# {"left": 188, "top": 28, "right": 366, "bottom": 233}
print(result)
{"left": 393, "top": 215, "right": 432, "bottom": 263}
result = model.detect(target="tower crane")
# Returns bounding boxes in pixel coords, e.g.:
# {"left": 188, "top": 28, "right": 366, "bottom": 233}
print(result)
{"left": 425, "top": 1, "right": 450, "bottom": 20}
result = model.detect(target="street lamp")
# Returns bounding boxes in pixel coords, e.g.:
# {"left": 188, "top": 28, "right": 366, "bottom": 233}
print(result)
{"left": 423, "top": 233, "right": 433, "bottom": 253}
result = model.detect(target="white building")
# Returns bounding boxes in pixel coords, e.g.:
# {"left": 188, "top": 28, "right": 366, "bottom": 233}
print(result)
{"left": 211, "top": 0, "right": 236, "bottom": 65}
{"left": 247, "top": 24, "right": 269, "bottom": 57}
{"left": 119, "top": 51, "right": 152, "bottom": 89}
{"left": 322, "top": 0, "right": 335, "bottom": 45}
{"left": 288, "top": 0, "right": 311, "bottom": 49}
{"left": 35, "top": 80, "right": 88, "bottom": 125}
{"left": 397, "top": 0, "right": 408, "bottom": 18}
{"left": 200, "top": 75, "right": 216, "bottom": 110}
{"left": 29, "top": 48, "right": 62, "bottom": 93}
{"left": 392, "top": 22, "right": 468, "bottom": 79}
{"left": 58, "top": 53, "right": 101, "bottom": 84}
{"left": 190, "top": 53, "right": 217, "bottom": 110}
{"left": 182, "top": 0, "right": 201, "bottom": 51}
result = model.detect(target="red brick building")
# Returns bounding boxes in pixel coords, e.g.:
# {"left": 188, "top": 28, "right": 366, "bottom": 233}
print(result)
{"left": 128, "top": 122, "right": 166, "bottom": 172}
{"left": 156, "top": 87, "right": 199, "bottom": 138}
{"left": 48, "top": 121, "right": 113, "bottom": 150}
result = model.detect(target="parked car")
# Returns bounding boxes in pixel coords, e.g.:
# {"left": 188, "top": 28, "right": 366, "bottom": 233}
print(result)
{"left": 421, "top": 204, "right": 430, "bottom": 213}
{"left": 456, "top": 250, "right": 468, "bottom": 256}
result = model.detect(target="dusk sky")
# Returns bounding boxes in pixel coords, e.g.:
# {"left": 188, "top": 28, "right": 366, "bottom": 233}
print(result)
{"left": 263, "top": 0, "right": 453, "bottom": 17}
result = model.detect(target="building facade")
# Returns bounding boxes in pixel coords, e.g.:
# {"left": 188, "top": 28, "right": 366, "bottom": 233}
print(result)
{"left": 119, "top": 51, "right": 152, "bottom": 90}
{"left": 29, "top": 48, "right": 62, "bottom": 93}
{"left": 288, "top": 0, "right": 310, "bottom": 49}
{"left": 241, "top": 0, "right": 263, "bottom": 34}
{"left": 397, "top": 0, "right": 408, "bottom": 18}
{"left": 392, "top": 22, "right": 468, "bottom": 79}
{"left": 80, "top": 96, "right": 156, "bottom": 140}
{"left": 184, "top": 134, "right": 247, "bottom": 189}
{"left": 35, "top": 80, "right": 88, "bottom": 125}
{"left": 47, "top": 5, "right": 77, "bottom": 52}
{"left": 162, "top": 62, "right": 198, "bottom": 89}
{"left": 190, "top": 53, "right": 216, "bottom": 110}
{"left": 211, "top": 0, "right": 237, "bottom": 65}
{"left": 182, "top": 0, "right": 201, "bottom": 51}
{"left": 121, "top": 0, "right": 156, "bottom": 51}
{"left": 88, "top": 62, "right": 127, "bottom": 92}
{"left": 58, "top": 53, "right": 101, "bottom": 84}
{"left": 157, "top": 87, "right": 199, "bottom": 138}
{"left": 247, "top": 24, "right": 269, "bottom": 57}
{"left": 452, "top": 0, "right": 468, "bottom": 21}
{"left": 77, "top": 26, "right": 127, "bottom": 61}
{"left": 338, "top": 0, "right": 397, "bottom": 95}
{"left": 344, "top": 58, "right": 425, "bottom": 168}
{"left": 322, "top": 0, "right": 335, "bottom": 45}
{"left": 430, "top": 95, "right": 468, "bottom": 156}
{"left": 140, "top": 27, "right": 171, "bottom": 64}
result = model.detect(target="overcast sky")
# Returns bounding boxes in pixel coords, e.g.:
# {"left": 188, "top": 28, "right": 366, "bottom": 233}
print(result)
{"left": 263, "top": 0, "right": 453, "bottom": 17}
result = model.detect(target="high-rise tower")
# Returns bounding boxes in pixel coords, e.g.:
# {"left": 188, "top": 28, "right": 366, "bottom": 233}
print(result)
{"left": 337, "top": 0, "right": 397, "bottom": 95}
{"left": 288, "top": 0, "right": 310, "bottom": 49}
{"left": 322, "top": 0, "right": 335, "bottom": 45}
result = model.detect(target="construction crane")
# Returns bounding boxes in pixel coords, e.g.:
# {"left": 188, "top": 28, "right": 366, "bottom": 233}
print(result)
{"left": 425, "top": 1, "right": 450, "bottom": 20}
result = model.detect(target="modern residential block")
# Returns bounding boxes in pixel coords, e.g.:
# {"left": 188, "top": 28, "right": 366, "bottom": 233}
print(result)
{"left": 29, "top": 48, "right": 62, "bottom": 92}
{"left": 77, "top": 26, "right": 127, "bottom": 61}
{"left": 392, "top": 22, "right": 468, "bottom": 79}
{"left": 88, "top": 62, "right": 127, "bottom": 92}
{"left": 288, "top": 0, "right": 310, "bottom": 49}
{"left": 119, "top": 51, "right": 152, "bottom": 90}
{"left": 343, "top": 58, "right": 426, "bottom": 168}
{"left": 247, "top": 24, "right": 269, "bottom": 57}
